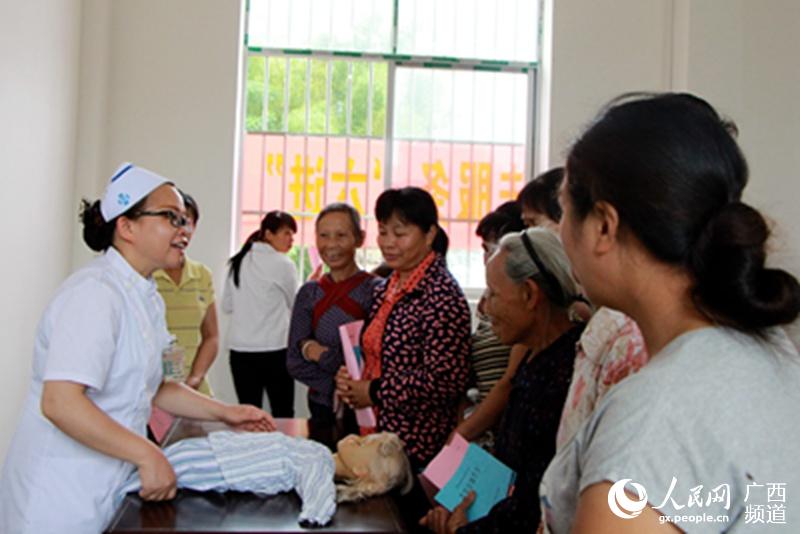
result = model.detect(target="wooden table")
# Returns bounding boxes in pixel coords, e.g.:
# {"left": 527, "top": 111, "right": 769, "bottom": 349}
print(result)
{"left": 105, "top": 419, "right": 408, "bottom": 533}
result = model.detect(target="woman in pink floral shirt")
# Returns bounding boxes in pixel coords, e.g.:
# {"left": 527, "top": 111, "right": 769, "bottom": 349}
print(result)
{"left": 555, "top": 307, "right": 648, "bottom": 450}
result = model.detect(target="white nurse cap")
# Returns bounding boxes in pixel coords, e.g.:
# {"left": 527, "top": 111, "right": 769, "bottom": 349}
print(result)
{"left": 100, "top": 163, "right": 170, "bottom": 222}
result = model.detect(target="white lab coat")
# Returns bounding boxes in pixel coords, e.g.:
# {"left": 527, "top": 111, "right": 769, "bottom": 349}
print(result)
{"left": 0, "top": 247, "right": 171, "bottom": 534}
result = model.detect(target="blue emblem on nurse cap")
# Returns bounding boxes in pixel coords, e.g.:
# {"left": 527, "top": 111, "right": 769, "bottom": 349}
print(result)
{"left": 117, "top": 192, "right": 131, "bottom": 206}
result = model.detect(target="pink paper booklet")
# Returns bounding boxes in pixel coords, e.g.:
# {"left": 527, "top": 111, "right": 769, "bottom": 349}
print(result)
{"left": 147, "top": 405, "right": 175, "bottom": 444}
{"left": 421, "top": 432, "right": 470, "bottom": 488}
{"left": 421, "top": 434, "right": 516, "bottom": 520}
{"left": 339, "top": 320, "right": 377, "bottom": 428}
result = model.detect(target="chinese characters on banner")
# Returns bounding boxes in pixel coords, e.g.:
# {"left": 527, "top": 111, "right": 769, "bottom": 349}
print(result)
{"left": 240, "top": 134, "right": 525, "bottom": 249}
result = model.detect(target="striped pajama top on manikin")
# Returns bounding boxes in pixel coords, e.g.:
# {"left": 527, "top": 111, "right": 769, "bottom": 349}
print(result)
{"left": 119, "top": 431, "right": 336, "bottom": 525}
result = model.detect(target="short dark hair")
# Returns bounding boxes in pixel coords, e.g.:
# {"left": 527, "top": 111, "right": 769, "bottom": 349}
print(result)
{"left": 517, "top": 167, "right": 564, "bottom": 223}
{"left": 316, "top": 202, "right": 364, "bottom": 242}
{"left": 375, "top": 187, "right": 448, "bottom": 255}
{"left": 180, "top": 190, "right": 199, "bottom": 223}
{"left": 566, "top": 92, "right": 800, "bottom": 333}
{"left": 476, "top": 201, "right": 525, "bottom": 242}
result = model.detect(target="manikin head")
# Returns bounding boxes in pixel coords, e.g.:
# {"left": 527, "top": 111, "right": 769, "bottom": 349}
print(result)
{"left": 333, "top": 432, "right": 413, "bottom": 502}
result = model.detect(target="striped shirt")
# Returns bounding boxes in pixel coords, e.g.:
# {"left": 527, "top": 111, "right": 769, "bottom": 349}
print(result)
{"left": 119, "top": 431, "right": 336, "bottom": 526}
{"left": 469, "top": 313, "right": 512, "bottom": 402}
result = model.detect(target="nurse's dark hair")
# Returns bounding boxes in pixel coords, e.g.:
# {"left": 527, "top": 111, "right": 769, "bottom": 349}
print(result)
{"left": 517, "top": 167, "right": 564, "bottom": 224}
{"left": 375, "top": 187, "right": 448, "bottom": 255}
{"left": 316, "top": 202, "right": 364, "bottom": 242}
{"left": 228, "top": 210, "right": 297, "bottom": 287}
{"left": 79, "top": 196, "right": 148, "bottom": 252}
{"left": 566, "top": 92, "right": 800, "bottom": 333}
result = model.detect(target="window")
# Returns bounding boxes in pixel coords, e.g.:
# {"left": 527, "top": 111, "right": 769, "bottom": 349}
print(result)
{"left": 240, "top": 0, "right": 540, "bottom": 286}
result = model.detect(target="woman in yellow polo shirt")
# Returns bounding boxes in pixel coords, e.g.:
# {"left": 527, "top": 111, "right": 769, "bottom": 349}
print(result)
{"left": 154, "top": 191, "right": 218, "bottom": 396}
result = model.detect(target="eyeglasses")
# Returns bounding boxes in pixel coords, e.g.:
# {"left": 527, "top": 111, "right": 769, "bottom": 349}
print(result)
{"left": 135, "top": 209, "right": 191, "bottom": 229}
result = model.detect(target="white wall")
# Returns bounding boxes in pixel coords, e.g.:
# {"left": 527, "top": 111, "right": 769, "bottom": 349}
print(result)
{"left": 547, "top": 0, "right": 674, "bottom": 163}
{"left": 734, "top": 2, "right": 800, "bottom": 269}
{"left": 3, "top": 0, "right": 800, "bottom": 454}
{"left": 0, "top": 0, "right": 82, "bottom": 457}
{"left": 546, "top": 0, "right": 800, "bottom": 275}
{"left": 71, "top": 0, "right": 248, "bottom": 405}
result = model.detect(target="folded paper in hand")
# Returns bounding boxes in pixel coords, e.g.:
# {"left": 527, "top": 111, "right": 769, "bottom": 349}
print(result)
{"left": 423, "top": 436, "right": 516, "bottom": 521}
{"left": 421, "top": 432, "right": 470, "bottom": 488}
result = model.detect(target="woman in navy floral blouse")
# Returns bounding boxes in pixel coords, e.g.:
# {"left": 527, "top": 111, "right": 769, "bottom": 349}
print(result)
{"left": 286, "top": 203, "right": 378, "bottom": 437}
{"left": 336, "top": 187, "right": 471, "bottom": 471}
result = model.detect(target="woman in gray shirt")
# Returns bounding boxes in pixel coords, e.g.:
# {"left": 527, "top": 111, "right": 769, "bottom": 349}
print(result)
{"left": 541, "top": 93, "right": 800, "bottom": 533}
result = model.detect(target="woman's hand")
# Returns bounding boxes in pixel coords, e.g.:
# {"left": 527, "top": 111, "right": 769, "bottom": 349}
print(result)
{"left": 221, "top": 404, "right": 276, "bottom": 432}
{"left": 184, "top": 374, "right": 203, "bottom": 389}
{"left": 419, "top": 491, "right": 475, "bottom": 534}
{"left": 302, "top": 340, "right": 329, "bottom": 363}
{"left": 137, "top": 446, "right": 177, "bottom": 501}
{"left": 334, "top": 365, "right": 352, "bottom": 397}
{"left": 335, "top": 366, "right": 373, "bottom": 409}
{"left": 307, "top": 263, "right": 324, "bottom": 282}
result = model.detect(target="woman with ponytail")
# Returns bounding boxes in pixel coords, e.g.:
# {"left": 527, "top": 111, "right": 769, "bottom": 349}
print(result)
{"left": 222, "top": 210, "right": 299, "bottom": 416}
{"left": 336, "top": 187, "right": 471, "bottom": 473}
{"left": 0, "top": 164, "right": 273, "bottom": 534}
{"left": 539, "top": 93, "right": 800, "bottom": 533}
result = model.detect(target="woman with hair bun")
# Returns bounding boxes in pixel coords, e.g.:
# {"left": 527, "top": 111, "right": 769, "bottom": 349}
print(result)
{"left": 0, "top": 164, "right": 274, "bottom": 534}
{"left": 540, "top": 93, "right": 800, "bottom": 533}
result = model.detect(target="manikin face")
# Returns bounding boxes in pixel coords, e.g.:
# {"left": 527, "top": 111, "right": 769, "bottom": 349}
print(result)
{"left": 377, "top": 214, "right": 434, "bottom": 274}
{"left": 124, "top": 184, "right": 189, "bottom": 276}
{"left": 336, "top": 434, "right": 382, "bottom": 478}
{"left": 316, "top": 211, "right": 361, "bottom": 272}
{"left": 265, "top": 226, "right": 295, "bottom": 253}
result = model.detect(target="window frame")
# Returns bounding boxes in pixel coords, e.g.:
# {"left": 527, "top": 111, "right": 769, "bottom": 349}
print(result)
{"left": 237, "top": 1, "right": 540, "bottom": 289}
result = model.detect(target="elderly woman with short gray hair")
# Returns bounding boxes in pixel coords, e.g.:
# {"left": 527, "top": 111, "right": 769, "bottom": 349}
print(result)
{"left": 422, "top": 228, "right": 585, "bottom": 534}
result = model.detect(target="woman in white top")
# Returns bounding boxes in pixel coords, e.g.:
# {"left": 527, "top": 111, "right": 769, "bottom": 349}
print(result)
{"left": 0, "top": 164, "right": 274, "bottom": 534}
{"left": 223, "top": 210, "right": 299, "bottom": 416}
{"left": 540, "top": 93, "right": 800, "bottom": 533}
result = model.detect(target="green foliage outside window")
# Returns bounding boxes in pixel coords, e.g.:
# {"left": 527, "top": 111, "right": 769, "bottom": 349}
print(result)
{"left": 287, "top": 245, "right": 314, "bottom": 281}
{"left": 246, "top": 56, "right": 387, "bottom": 137}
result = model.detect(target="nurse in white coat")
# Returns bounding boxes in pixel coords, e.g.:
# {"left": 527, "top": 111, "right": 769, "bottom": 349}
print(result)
{"left": 0, "top": 164, "right": 275, "bottom": 534}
